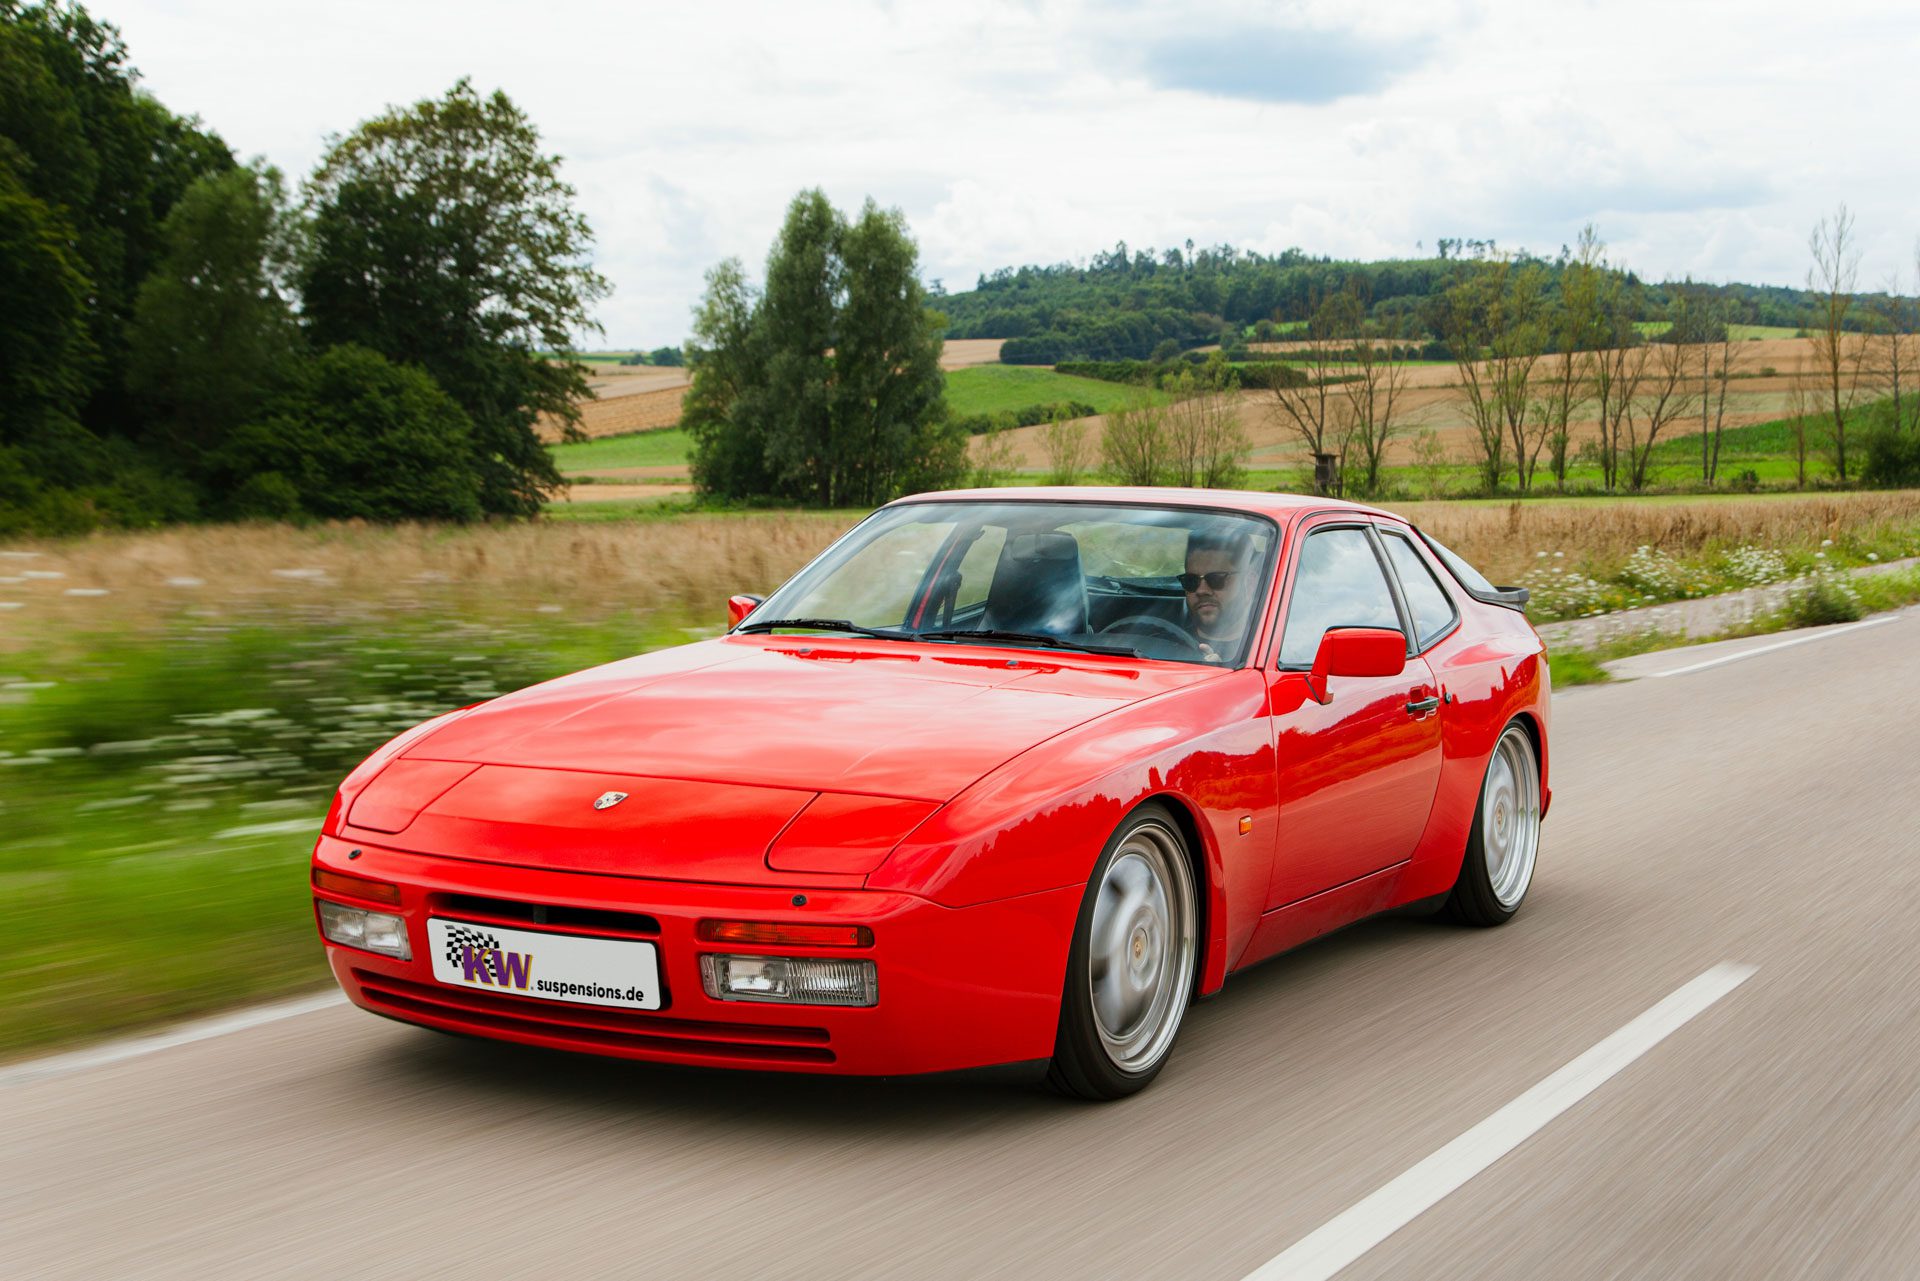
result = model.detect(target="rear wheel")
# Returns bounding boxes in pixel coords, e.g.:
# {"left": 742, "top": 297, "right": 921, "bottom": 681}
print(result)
{"left": 1446, "top": 722, "right": 1541, "bottom": 926}
{"left": 1047, "top": 804, "right": 1197, "bottom": 1100}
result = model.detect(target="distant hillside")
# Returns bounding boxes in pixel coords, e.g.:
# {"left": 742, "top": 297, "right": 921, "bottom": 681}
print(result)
{"left": 937, "top": 242, "right": 1884, "bottom": 364}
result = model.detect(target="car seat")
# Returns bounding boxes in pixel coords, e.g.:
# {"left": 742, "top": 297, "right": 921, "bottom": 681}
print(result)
{"left": 982, "top": 532, "right": 1088, "bottom": 635}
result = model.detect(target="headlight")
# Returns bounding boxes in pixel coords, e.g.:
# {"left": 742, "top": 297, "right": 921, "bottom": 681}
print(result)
{"left": 699, "top": 955, "right": 877, "bottom": 1007}
{"left": 317, "top": 899, "right": 413, "bottom": 960}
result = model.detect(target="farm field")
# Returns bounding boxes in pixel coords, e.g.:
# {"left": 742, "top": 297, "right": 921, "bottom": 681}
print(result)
{"left": 945, "top": 364, "right": 1170, "bottom": 417}
{"left": 1634, "top": 321, "right": 1806, "bottom": 341}
{"left": 544, "top": 336, "right": 1852, "bottom": 493}
{"left": 540, "top": 338, "right": 1006, "bottom": 441}
{"left": 973, "top": 337, "right": 1849, "bottom": 485}
{"left": 550, "top": 427, "right": 692, "bottom": 472}
{"left": 538, "top": 335, "right": 1877, "bottom": 502}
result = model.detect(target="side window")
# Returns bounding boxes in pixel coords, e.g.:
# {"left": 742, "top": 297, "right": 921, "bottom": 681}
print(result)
{"left": 1277, "top": 527, "right": 1404, "bottom": 667}
{"left": 1380, "top": 531, "right": 1459, "bottom": 650}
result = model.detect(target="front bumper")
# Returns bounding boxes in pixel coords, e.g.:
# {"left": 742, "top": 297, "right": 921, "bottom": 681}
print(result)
{"left": 312, "top": 835, "right": 1080, "bottom": 1076}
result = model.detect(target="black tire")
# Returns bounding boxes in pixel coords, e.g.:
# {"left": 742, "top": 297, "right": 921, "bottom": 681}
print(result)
{"left": 1047, "top": 803, "right": 1198, "bottom": 1101}
{"left": 1445, "top": 722, "right": 1541, "bottom": 927}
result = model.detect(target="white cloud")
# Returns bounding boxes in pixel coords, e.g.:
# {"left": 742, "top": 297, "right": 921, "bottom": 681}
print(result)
{"left": 104, "top": 0, "right": 1920, "bottom": 344}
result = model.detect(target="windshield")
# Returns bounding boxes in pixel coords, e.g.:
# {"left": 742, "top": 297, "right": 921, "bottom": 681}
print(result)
{"left": 747, "top": 501, "right": 1279, "bottom": 666}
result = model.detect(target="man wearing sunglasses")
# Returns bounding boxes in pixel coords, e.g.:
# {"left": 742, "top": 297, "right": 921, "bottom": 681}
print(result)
{"left": 1181, "top": 529, "right": 1253, "bottom": 662}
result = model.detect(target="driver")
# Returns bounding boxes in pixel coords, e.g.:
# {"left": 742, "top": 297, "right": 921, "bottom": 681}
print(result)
{"left": 1181, "top": 529, "right": 1254, "bottom": 662}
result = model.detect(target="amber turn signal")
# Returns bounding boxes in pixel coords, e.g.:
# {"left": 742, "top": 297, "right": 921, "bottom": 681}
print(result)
{"left": 696, "top": 920, "right": 873, "bottom": 948}
{"left": 312, "top": 868, "right": 402, "bottom": 905}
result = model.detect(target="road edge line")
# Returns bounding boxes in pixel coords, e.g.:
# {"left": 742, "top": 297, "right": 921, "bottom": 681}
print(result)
{"left": 1242, "top": 962, "right": 1758, "bottom": 1281}
{"left": 1645, "top": 615, "right": 1898, "bottom": 678}
{"left": 0, "top": 990, "right": 348, "bottom": 1087}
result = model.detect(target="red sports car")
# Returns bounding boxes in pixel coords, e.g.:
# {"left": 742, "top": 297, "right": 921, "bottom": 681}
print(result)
{"left": 312, "top": 488, "right": 1548, "bottom": 1099}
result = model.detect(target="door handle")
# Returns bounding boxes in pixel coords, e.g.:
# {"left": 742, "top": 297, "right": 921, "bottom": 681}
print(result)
{"left": 1405, "top": 695, "right": 1441, "bottom": 717}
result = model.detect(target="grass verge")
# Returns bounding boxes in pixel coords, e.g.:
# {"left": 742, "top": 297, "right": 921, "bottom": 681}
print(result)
{"left": 1547, "top": 565, "right": 1920, "bottom": 687}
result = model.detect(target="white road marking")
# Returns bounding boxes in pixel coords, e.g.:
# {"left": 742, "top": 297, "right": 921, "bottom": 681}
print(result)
{"left": 1646, "top": 615, "right": 1898, "bottom": 678}
{"left": 0, "top": 990, "right": 347, "bottom": 1087}
{"left": 1244, "top": 962, "right": 1757, "bottom": 1281}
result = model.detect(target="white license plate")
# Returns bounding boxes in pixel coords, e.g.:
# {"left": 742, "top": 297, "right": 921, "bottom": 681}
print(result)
{"left": 427, "top": 918, "right": 662, "bottom": 1010}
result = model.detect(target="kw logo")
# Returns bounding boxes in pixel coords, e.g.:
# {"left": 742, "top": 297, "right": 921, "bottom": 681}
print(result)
{"left": 461, "top": 944, "right": 535, "bottom": 990}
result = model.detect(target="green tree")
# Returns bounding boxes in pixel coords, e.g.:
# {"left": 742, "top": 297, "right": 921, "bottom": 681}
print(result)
{"left": 0, "top": 2, "right": 232, "bottom": 435}
{"left": 299, "top": 79, "right": 609, "bottom": 516}
{"left": 687, "top": 189, "right": 962, "bottom": 505}
{"left": 755, "top": 190, "right": 841, "bottom": 502}
{"left": 127, "top": 164, "right": 298, "bottom": 463}
{"left": 0, "top": 162, "right": 95, "bottom": 462}
{"left": 684, "top": 258, "right": 773, "bottom": 498}
{"left": 835, "top": 200, "right": 952, "bottom": 504}
{"left": 212, "top": 345, "right": 482, "bottom": 522}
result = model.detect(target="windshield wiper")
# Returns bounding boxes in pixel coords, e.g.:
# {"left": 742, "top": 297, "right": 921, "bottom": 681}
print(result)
{"left": 915, "top": 628, "right": 1138, "bottom": 658}
{"left": 735, "top": 617, "right": 911, "bottom": 640}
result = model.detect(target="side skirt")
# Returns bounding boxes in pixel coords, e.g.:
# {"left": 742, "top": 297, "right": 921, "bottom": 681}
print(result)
{"left": 1234, "top": 862, "right": 1408, "bottom": 971}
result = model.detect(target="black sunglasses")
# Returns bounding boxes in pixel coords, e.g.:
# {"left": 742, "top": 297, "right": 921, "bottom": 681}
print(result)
{"left": 1179, "top": 571, "right": 1236, "bottom": 591}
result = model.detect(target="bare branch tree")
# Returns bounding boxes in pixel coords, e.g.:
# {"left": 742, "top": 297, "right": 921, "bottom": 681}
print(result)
{"left": 1101, "top": 393, "right": 1170, "bottom": 486}
{"left": 1164, "top": 355, "right": 1248, "bottom": 488}
{"left": 969, "top": 414, "right": 1020, "bottom": 487}
{"left": 1807, "top": 204, "right": 1864, "bottom": 480}
{"left": 1584, "top": 265, "right": 1643, "bottom": 492}
{"left": 1432, "top": 260, "right": 1509, "bottom": 491}
{"left": 1040, "top": 406, "right": 1091, "bottom": 485}
{"left": 1338, "top": 313, "right": 1410, "bottom": 496}
{"left": 1786, "top": 373, "right": 1812, "bottom": 488}
{"left": 1268, "top": 288, "right": 1358, "bottom": 493}
{"left": 1542, "top": 225, "right": 1604, "bottom": 490}
{"left": 1622, "top": 332, "right": 1698, "bottom": 491}
{"left": 1704, "top": 311, "right": 1751, "bottom": 485}
{"left": 1866, "top": 256, "right": 1919, "bottom": 437}
{"left": 1489, "top": 261, "right": 1551, "bottom": 492}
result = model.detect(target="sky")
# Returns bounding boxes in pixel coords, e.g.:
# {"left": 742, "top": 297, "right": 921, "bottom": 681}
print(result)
{"left": 106, "top": 0, "right": 1920, "bottom": 348}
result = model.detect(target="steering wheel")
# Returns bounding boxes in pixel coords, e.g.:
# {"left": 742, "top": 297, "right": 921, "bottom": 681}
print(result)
{"left": 1100, "top": 613, "right": 1202, "bottom": 655}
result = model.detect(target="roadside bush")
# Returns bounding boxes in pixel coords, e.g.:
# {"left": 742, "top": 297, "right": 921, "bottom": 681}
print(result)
{"left": 1780, "top": 569, "right": 1864, "bottom": 626}
{"left": 1862, "top": 424, "right": 1920, "bottom": 487}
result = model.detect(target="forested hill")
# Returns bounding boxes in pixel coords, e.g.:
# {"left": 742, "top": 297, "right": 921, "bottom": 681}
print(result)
{"left": 935, "top": 242, "right": 1846, "bottom": 364}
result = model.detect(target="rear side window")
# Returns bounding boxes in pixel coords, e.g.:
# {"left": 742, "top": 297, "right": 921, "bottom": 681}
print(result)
{"left": 1380, "top": 532, "right": 1459, "bottom": 650}
{"left": 1420, "top": 534, "right": 1498, "bottom": 596}
{"left": 1277, "top": 527, "right": 1404, "bottom": 667}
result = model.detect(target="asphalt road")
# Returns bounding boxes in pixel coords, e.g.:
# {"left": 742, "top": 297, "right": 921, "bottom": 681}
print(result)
{"left": 6, "top": 607, "right": 1919, "bottom": 1280}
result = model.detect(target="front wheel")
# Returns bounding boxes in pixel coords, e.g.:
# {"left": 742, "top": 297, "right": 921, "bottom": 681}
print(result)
{"left": 1446, "top": 722, "right": 1542, "bottom": 926}
{"left": 1047, "top": 804, "right": 1198, "bottom": 1100}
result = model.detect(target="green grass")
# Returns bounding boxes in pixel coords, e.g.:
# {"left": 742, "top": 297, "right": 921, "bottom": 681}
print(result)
{"left": 1632, "top": 322, "right": 1803, "bottom": 341}
{"left": 944, "top": 365, "right": 1168, "bottom": 417}
{"left": 0, "top": 611, "right": 701, "bottom": 1057}
{"left": 1548, "top": 649, "right": 1613, "bottom": 686}
{"left": 549, "top": 427, "right": 693, "bottom": 473}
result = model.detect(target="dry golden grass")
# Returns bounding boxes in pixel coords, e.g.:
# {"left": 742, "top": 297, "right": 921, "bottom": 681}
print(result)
{"left": 0, "top": 515, "right": 860, "bottom": 648}
{"left": 6, "top": 487, "right": 1917, "bottom": 649}
{"left": 1378, "top": 491, "right": 1920, "bottom": 583}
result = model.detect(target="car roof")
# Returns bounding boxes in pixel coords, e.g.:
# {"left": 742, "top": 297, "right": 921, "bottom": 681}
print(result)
{"left": 887, "top": 486, "right": 1409, "bottom": 525}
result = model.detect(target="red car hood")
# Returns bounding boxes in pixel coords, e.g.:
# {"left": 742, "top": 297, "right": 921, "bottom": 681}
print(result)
{"left": 402, "top": 636, "right": 1212, "bottom": 800}
{"left": 336, "top": 638, "right": 1218, "bottom": 885}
